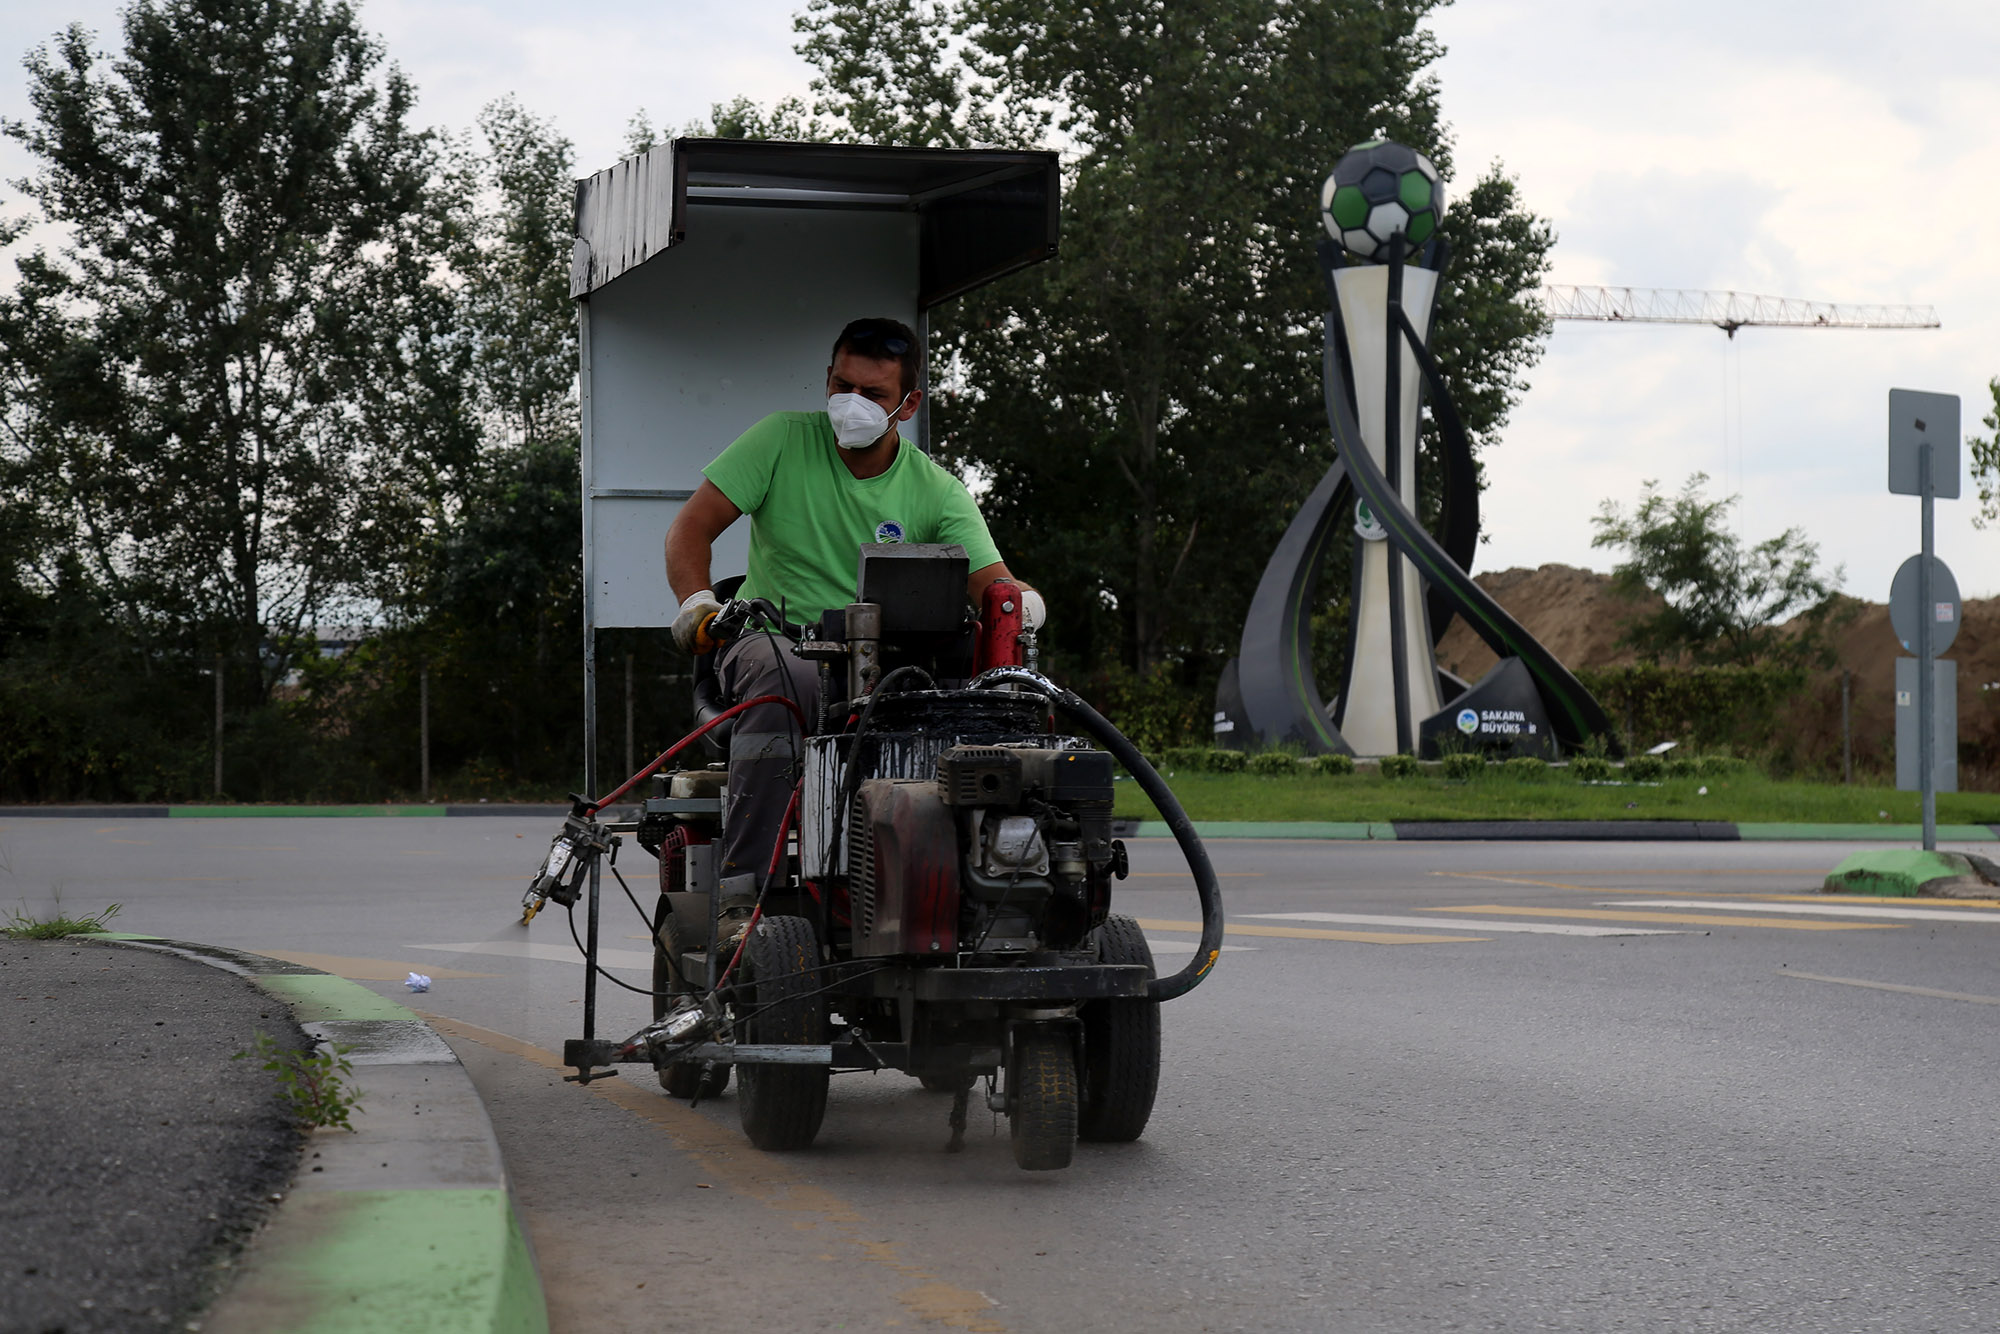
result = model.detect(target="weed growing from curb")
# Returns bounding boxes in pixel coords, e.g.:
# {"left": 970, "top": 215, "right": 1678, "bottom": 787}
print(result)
{"left": 2, "top": 895, "right": 122, "bottom": 939}
{"left": 235, "top": 1032, "right": 363, "bottom": 1131}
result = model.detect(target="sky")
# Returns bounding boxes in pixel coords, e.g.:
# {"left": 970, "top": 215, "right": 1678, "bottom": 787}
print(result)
{"left": 3, "top": 0, "right": 1996, "bottom": 601}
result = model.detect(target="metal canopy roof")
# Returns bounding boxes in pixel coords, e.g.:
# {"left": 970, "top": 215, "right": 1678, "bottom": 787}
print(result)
{"left": 571, "top": 138, "right": 1059, "bottom": 306}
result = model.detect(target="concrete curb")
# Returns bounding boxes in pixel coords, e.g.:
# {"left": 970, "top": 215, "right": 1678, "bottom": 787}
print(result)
{"left": 1824, "top": 849, "right": 2000, "bottom": 898}
{"left": 1112, "top": 819, "right": 2000, "bottom": 842}
{"left": 91, "top": 934, "right": 548, "bottom": 1334}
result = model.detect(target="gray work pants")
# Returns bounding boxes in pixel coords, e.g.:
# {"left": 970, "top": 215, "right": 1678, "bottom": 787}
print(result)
{"left": 714, "top": 633, "right": 820, "bottom": 888}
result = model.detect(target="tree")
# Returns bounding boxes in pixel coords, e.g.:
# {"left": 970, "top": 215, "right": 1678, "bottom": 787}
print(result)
{"left": 1969, "top": 376, "right": 2000, "bottom": 529}
{"left": 792, "top": 0, "right": 1553, "bottom": 675}
{"left": 0, "top": 0, "right": 471, "bottom": 702}
{"left": 1590, "top": 473, "right": 1846, "bottom": 669}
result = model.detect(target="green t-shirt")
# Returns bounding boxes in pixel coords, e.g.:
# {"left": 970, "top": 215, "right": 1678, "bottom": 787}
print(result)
{"left": 703, "top": 411, "right": 1003, "bottom": 624}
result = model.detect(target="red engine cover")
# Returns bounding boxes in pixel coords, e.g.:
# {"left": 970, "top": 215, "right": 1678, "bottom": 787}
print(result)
{"left": 851, "top": 779, "right": 960, "bottom": 957}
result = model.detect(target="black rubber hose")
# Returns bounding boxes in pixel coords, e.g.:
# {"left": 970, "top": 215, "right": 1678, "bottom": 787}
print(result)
{"left": 971, "top": 668, "right": 1223, "bottom": 1002}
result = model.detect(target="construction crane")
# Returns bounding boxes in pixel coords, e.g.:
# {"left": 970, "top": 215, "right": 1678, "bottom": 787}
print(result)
{"left": 1540, "top": 285, "right": 1941, "bottom": 338}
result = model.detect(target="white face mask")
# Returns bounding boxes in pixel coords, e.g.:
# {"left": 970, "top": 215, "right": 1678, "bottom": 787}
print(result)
{"left": 827, "top": 391, "right": 910, "bottom": 449}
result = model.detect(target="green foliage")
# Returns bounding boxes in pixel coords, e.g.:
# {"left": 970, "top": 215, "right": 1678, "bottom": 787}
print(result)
{"left": 1307, "top": 753, "right": 1356, "bottom": 777}
{"left": 1503, "top": 756, "right": 1547, "bottom": 781}
{"left": 1696, "top": 754, "right": 1748, "bottom": 777}
{"left": 1379, "top": 753, "right": 1421, "bottom": 780}
{"left": 1664, "top": 756, "right": 1699, "bottom": 779}
{"left": 793, "top": 0, "right": 1552, "bottom": 675}
{"left": 234, "top": 1031, "right": 362, "bottom": 1132}
{"left": 1206, "top": 748, "right": 1246, "bottom": 774}
{"left": 2, "top": 896, "right": 120, "bottom": 939}
{"left": 1578, "top": 665, "right": 1806, "bottom": 756}
{"left": 1623, "top": 754, "right": 1665, "bottom": 782}
{"left": 1247, "top": 751, "right": 1301, "bottom": 777}
{"left": 1570, "top": 756, "right": 1615, "bottom": 782}
{"left": 1970, "top": 376, "right": 2000, "bottom": 529}
{"left": 1075, "top": 664, "right": 1210, "bottom": 755}
{"left": 1159, "top": 746, "right": 1210, "bottom": 772}
{"left": 1, "top": 1, "right": 471, "bottom": 698}
{"left": 1116, "top": 769, "right": 2000, "bottom": 824}
{"left": 1590, "top": 474, "right": 1847, "bottom": 669}
{"left": 1439, "top": 752, "right": 1485, "bottom": 781}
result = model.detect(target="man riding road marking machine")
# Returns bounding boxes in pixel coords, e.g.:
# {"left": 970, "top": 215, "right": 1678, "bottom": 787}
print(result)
{"left": 520, "top": 544, "right": 1225, "bottom": 1171}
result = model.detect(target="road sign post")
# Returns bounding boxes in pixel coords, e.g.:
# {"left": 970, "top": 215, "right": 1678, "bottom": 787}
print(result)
{"left": 1887, "top": 389, "right": 1961, "bottom": 851}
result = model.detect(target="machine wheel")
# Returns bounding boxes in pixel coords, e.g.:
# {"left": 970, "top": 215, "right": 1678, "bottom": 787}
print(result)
{"left": 1009, "top": 1027, "right": 1078, "bottom": 1171}
{"left": 1078, "top": 914, "right": 1161, "bottom": 1142}
{"left": 736, "top": 915, "right": 829, "bottom": 1151}
{"left": 654, "top": 910, "right": 728, "bottom": 1100}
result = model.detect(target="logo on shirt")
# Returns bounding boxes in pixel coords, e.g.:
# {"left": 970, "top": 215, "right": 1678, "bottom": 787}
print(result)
{"left": 874, "top": 520, "right": 906, "bottom": 543}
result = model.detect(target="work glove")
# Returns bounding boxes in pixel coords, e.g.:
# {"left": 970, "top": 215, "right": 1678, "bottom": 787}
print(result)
{"left": 1019, "top": 588, "right": 1046, "bottom": 631}
{"left": 671, "top": 589, "right": 723, "bottom": 655}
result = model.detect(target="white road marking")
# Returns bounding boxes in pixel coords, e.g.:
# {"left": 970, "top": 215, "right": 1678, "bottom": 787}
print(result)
{"left": 410, "top": 939, "right": 652, "bottom": 969}
{"left": 1244, "top": 911, "right": 1685, "bottom": 938}
{"left": 1609, "top": 900, "right": 2000, "bottom": 924}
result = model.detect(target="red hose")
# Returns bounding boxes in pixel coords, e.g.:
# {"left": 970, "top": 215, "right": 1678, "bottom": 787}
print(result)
{"left": 586, "top": 693, "right": 808, "bottom": 814}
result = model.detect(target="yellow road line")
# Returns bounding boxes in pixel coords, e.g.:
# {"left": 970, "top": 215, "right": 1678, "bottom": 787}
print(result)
{"left": 1778, "top": 971, "right": 2000, "bottom": 1006}
{"left": 1759, "top": 893, "right": 2000, "bottom": 910}
{"left": 1442, "top": 868, "right": 1824, "bottom": 876}
{"left": 255, "top": 949, "right": 499, "bottom": 980}
{"left": 1427, "top": 905, "right": 1897, "bottom": 931}
{"left": 1134, "top": 917, "right": 1483, "bottom": 945}
{"left": 1430, "top": 872, "right": 1820, "bottom": 900}
{"left": 420, "top": 1012, "right": 1009, "bottom": 1332}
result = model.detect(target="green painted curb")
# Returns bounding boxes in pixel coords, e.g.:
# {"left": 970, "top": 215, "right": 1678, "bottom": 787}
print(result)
{"left": 213, "top": 1190, "right": 546, "bottom": 1334}
{"left": 170, "top": 805, "right": 445, "bottom": 818}
{"left": 258, "top": 973, "right": 418, "bottom": 1022}
{"left": 1133, "top": 820, "right": 1396, "bottom": 840}
{"left": 1741, "top": 823, "right": 1998, "bottom": 842}
{"left": 1824, "top": 848, "right": 2000, "bottom": 898}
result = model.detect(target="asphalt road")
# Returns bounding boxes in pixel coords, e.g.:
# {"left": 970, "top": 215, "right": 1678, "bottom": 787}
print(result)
{"left": 6, "top": 816, "right": 1999, "bottom": 1332}
{"left": 0, "top": 939, "right": 301, "bottom": 1334}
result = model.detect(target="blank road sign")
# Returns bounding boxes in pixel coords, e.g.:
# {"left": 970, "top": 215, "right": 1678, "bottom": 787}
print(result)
{"left": 1889, "top": 553, "right": 1962, "bottom": 656}
{"left": 1887, "top": 388, "right": 1961, "bottom": 498}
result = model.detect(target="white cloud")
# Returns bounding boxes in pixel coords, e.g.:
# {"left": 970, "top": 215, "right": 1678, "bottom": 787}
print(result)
{"left": 1432, "top": 0, "right": 2000, "bottom": 599}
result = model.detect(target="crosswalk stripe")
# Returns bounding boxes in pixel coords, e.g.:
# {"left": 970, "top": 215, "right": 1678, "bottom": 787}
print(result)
{"left": 1426, "top": 905, "right": 1896, "bottom": 931}
{"left": 1133, "top": 917, "right": 1483, "bottom": 945}
{"left": 1243, "top": 911, "right": 1685, "bottom": 938}
{"left": 1144, "top": 937, "right": 1258, "bottom": 953}
{"left": 1609, "top": 899, "right": 2000, "bottom": 924}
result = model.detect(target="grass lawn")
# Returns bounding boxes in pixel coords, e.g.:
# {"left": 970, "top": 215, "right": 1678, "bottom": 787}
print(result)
{"left": 1113, "top": 769, "right": 2000, "bottom": 825}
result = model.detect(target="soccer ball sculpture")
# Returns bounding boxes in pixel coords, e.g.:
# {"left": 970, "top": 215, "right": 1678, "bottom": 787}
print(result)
{"left": 1320, "top": 140, "right": 1444, "bottom": 263}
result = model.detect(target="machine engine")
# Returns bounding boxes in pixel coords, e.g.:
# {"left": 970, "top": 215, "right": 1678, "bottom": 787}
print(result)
{"left": 845, "top": 745, "right": 1119, "bottom": 960}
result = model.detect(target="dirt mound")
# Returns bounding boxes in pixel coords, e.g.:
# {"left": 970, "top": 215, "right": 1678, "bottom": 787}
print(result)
{"left": 1436, "top": 564, "right": 1659, "bottom": 680}
{"left": 1434, "top": 563, "right": 2000, "bottom": 782}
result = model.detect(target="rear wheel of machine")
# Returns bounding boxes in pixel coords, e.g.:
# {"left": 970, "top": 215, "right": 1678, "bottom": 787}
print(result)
{"left": 654, "top": 910, "right": 728, "bottom": 1099}
{"left": 736, "top": 915, "right": 829, "bottom": 1151}
{"left": 1078, "top": 914, "right": 1161, "bottom": 1142}
{"left": 1009, "top": 1028, "right": 1078, "bottom": 1171}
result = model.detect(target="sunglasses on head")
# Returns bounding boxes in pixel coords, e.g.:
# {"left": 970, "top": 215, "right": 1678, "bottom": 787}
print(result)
{"left": 845, "top": 322, "right": 911, "bottom": 356}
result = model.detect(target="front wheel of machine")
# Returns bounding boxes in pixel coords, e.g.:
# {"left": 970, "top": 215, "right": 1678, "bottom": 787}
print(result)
{"left": 1009, "top": 1028, "right": 1078, "bottom": 1172}
{"left": 655, "top": 912, "right": 729, "bottom": 1099}
{"left": 1078, "top": 914, "right": 1161, "bottom": 1142}
{"left": 736, "top": 915, "right": 829, "bottom": 1151}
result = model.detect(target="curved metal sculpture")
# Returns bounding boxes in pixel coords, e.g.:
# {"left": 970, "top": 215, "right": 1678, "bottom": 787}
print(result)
{"left": 1216, "top": 235, "right": 1616, "bottom": 758}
